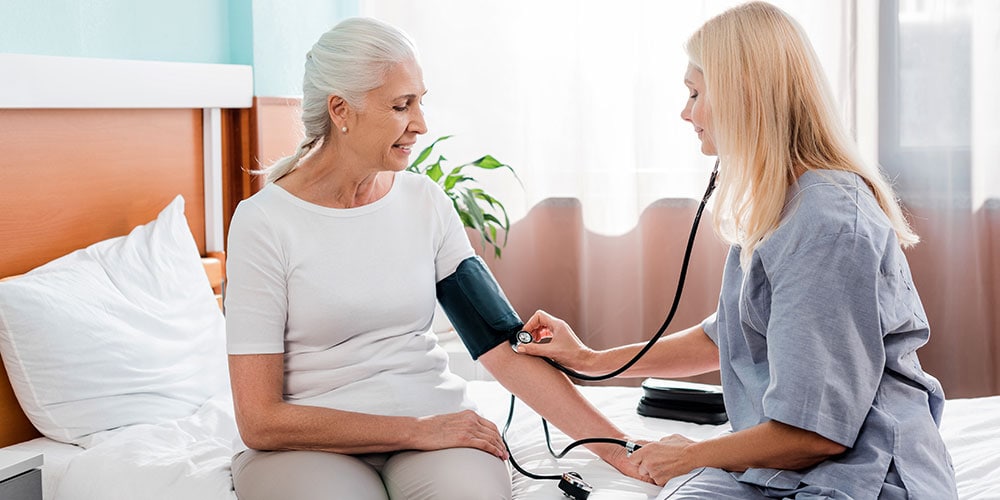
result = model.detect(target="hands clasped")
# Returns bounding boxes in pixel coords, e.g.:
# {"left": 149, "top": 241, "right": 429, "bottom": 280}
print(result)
{"left": 627, "top": 434, "right": 697, "bottom": 486}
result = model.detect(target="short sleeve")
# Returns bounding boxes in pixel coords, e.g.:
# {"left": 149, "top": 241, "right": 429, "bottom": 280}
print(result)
{"left": 761, "top": 232, "right": 884, "bottom": 448}
{"left": 430, "top": 183, "right": 475, "bottom": 282}
{"left": 701, "top": 312, "right": 720, "bottom": 345}
{"left": 224, "top": 201, "right": 288, "bottom": 355}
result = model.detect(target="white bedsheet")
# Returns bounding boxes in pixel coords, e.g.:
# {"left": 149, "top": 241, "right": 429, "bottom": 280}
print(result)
{"left": 4, "top": 436, "right": 81, "bottom": 499}
{"left": 5, "top": 394, "right": 239, "bottom": 500}
{"left": 467, "top": 381, "right": 731, "bottom": 499}
{"left": 472, "top": 383, "right": 1000, "bottom": 500}
{"left": 4, "top": 383, "right": 998, "bottom": 499}
{"left": 939, "top": 396, "right": 1000, "bottom": 499}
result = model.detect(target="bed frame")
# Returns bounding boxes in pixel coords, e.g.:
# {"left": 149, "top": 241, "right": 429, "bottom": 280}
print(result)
{"left": 0, "top": 54, "right": 251, "bottom": 448}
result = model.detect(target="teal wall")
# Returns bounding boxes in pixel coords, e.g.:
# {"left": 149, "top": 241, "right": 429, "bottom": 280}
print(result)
{"left": 229, "top": 0, "right": 256, "bottom": 66}
{"left": 250, "top": 0, "right": 358, "bottom": 96}
{"left": 0, "top": 0, "right": 358, "bottom": 96}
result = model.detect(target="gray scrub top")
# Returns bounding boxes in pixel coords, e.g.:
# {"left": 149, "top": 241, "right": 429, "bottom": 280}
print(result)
{"left": 701, "top": 170, "right": 958, "bottom": 499}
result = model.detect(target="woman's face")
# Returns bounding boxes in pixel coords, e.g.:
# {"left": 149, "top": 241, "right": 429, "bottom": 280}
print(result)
{"left": 349, "top": 59, "right": 428, "bottom": 171}
{"left": 681, "top": 64, "right": 716, "bottom": 156}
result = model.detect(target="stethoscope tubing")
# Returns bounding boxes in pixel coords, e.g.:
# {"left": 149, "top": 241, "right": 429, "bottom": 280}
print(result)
{"left": 545, "top": 158, "right": 719, "bottom": 381}
{"left": 503, "top": 159, "right": 720, "bottom": 484}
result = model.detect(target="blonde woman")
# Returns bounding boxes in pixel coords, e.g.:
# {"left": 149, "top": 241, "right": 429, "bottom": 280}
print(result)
{"left": 519, "top": 2, "right": 958, "bottom": 498}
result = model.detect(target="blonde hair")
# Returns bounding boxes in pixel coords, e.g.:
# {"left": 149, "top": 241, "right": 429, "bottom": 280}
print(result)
{"left": 258, "top": 17, "right": 418, "bottom": 183}
{"left": 685, "top": 1, "right": 917, "bottom": 268}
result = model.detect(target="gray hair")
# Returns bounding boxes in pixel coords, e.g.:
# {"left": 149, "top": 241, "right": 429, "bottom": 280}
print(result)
{"left": 260, "top": 17, "right": 418, "bottom": 183}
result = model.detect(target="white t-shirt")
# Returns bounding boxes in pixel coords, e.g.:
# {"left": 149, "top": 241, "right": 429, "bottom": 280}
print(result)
{"left": 225, "top": 171, "right": 476, "bottom": 418}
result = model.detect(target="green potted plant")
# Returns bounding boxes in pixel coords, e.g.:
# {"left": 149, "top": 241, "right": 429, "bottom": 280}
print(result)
{"left": 407, "top": 135, "right": 520, "bottom": 258}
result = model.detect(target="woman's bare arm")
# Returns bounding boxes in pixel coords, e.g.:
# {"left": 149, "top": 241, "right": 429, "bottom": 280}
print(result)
{"left": 517, "top": 310, "right": 720, "bottom": 379}
{"left": 228, "top": 353, "right": 507, "bottom": 459}
{"left": 630, "top": 420, "right": 847, "bottom": 486}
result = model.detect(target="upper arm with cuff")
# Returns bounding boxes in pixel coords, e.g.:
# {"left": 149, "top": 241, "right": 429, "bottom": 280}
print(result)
{"left": 436, "top": 256, "right": 523, "bottom": 360}
{"left": 428, "top": 179, "right": 519, "bottom": 359}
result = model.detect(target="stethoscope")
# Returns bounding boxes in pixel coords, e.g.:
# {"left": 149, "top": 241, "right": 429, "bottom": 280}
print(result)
{"left": 503, "top": 158, "right": 720, "bottom": 499}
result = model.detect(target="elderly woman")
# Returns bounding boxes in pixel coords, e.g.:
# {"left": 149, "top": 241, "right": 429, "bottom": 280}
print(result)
{"left": 225, "top": 17, "right": 638, "bottom": 500}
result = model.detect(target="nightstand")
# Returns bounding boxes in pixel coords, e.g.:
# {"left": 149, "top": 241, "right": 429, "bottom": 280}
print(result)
{"left": 437, "top": 330, "right": 495, "bottom": 381}
{"left": 0, "top": 450, "right": 43, "bottom": 500}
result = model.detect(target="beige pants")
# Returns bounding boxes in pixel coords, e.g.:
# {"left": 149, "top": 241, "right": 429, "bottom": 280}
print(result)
{"left": 232, "top": 447, "right": 511, "bottom": 500}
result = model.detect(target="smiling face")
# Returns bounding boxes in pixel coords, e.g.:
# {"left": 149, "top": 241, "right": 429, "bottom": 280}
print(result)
{"left": 344, "top": 59, "right": 428, "bottom": 172}
{"left": 681, "top": 64, "right": 716, "bottom": 156}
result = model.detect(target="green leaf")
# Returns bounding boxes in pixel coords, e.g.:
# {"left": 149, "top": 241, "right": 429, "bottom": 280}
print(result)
{"left": 482, "top": 213, "right": 503, "bottom": 226}
{"left": 459, "top": 189, "right": 489, "bottom": 247}
{"left": 470, "top": 155, "right": 504, "bottom": 170}
{"left": 426, "top": 155, "right": 446, "bottom": 182}
{"left": 410, "top": 135, "right": 519, "bottom": 258}
{"left": 460, "top": 156, "right": 523, "bottom": 190}
{"left": 457, "top": 209, "right": 475, "bottom": 228}
{"left": 472, "top": 190, "right": 498, "bottom": 207}
{"left": 408, "top": 135, "right": 453, "bottom": 172}
{"left": 444, "top": 174, "right": 473, "bottom": 192}
{"left": 460, "top": 188, "right": 485, "bottom": 223}
{"left": 444, "top": 164, "right": 471, "bottom": 182}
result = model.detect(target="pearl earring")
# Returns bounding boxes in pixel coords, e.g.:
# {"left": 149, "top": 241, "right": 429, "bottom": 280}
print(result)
{"left": 341, "top": 126, "right": 348, "bottom": 133}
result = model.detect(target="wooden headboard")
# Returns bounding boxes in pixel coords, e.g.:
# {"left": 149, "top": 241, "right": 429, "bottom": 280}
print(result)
{"left": 0, "top": 54, "right": 251, "bottom": 448}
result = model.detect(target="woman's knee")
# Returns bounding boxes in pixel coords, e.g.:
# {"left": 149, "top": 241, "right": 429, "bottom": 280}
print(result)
{"left": 232, "top": 449, "right": 388, "bottom": 500}
{"left": 382, "top": 448, "right": 511, "bottom": 500}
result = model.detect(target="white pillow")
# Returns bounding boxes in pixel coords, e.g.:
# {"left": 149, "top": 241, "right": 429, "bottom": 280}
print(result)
{"left": 0, "top": 195, "right": 228, "bottom": 445}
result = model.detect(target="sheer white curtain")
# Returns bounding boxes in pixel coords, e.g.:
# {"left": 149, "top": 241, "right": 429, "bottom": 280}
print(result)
{"left": 361, "top": 0, "right": 853, "bottom": 234}
{"left": 877, "top": 0, "right": 1000, "bottom": 396}
{"left": 359, "top": 1, "right": 1000, "bottom": 395}
{"left": 971, "top": 0, "right": 1000, "bottom": 206}
{"left": 878, "top": 0, "right": 999, "bottom": 207}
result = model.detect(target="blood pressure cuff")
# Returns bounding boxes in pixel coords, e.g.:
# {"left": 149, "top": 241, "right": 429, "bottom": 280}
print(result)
{"left": 436, "top": 256, "right": 524, "bottom": 360}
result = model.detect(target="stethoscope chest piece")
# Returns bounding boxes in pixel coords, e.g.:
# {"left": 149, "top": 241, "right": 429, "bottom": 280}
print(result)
{"left": 516, "top": 330, "right": 534, "bottom": 344}
{"left": 558, "top": 471, "right": 593, "bottom": 499}
{"left": 510, "top": 329, "right": 553, "bottom": 352}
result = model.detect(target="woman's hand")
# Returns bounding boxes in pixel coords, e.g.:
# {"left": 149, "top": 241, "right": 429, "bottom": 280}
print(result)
{"left": 592, "top": 440, "right": 656, "bottom": 484}
{"left": 412, "top": 410, "right": 509, "bottom": 460}
{"left": 627, "top": 435, "right": 697, "bottom": 486}
{"left": 518, "top": 310, "right": 598, "bottom": 373}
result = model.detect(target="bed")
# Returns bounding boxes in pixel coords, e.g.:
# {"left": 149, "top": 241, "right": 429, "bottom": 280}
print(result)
{"left": 1, "top": 55, "right": 999, "bottom": 500}
{"left": 2, "top": 381, "right": 999, "bottom": 500}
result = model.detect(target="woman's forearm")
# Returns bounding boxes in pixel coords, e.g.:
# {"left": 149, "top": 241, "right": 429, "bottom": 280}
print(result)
{"left": 236, "top": 401, "right": 419, "bottom": 453}
{"left": 480, "top": 343, "right": 628, "bottom": 441}
{"left": 692, "top": 420, "right": 846, "bottom": 471}
{"left": 581, "top": 325, "right": 720, "bottom": 379}
{"left": 229, "top": 354, "right": 507, "bottom": 458}
{"left": 633, "top": 420, "right": 847, "bottom": 485}
{"left": 229, "top": 354, "right": 416, "bottom": 453}
{"left": 478, "top": 342, "right": 642, "bottom": 477}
